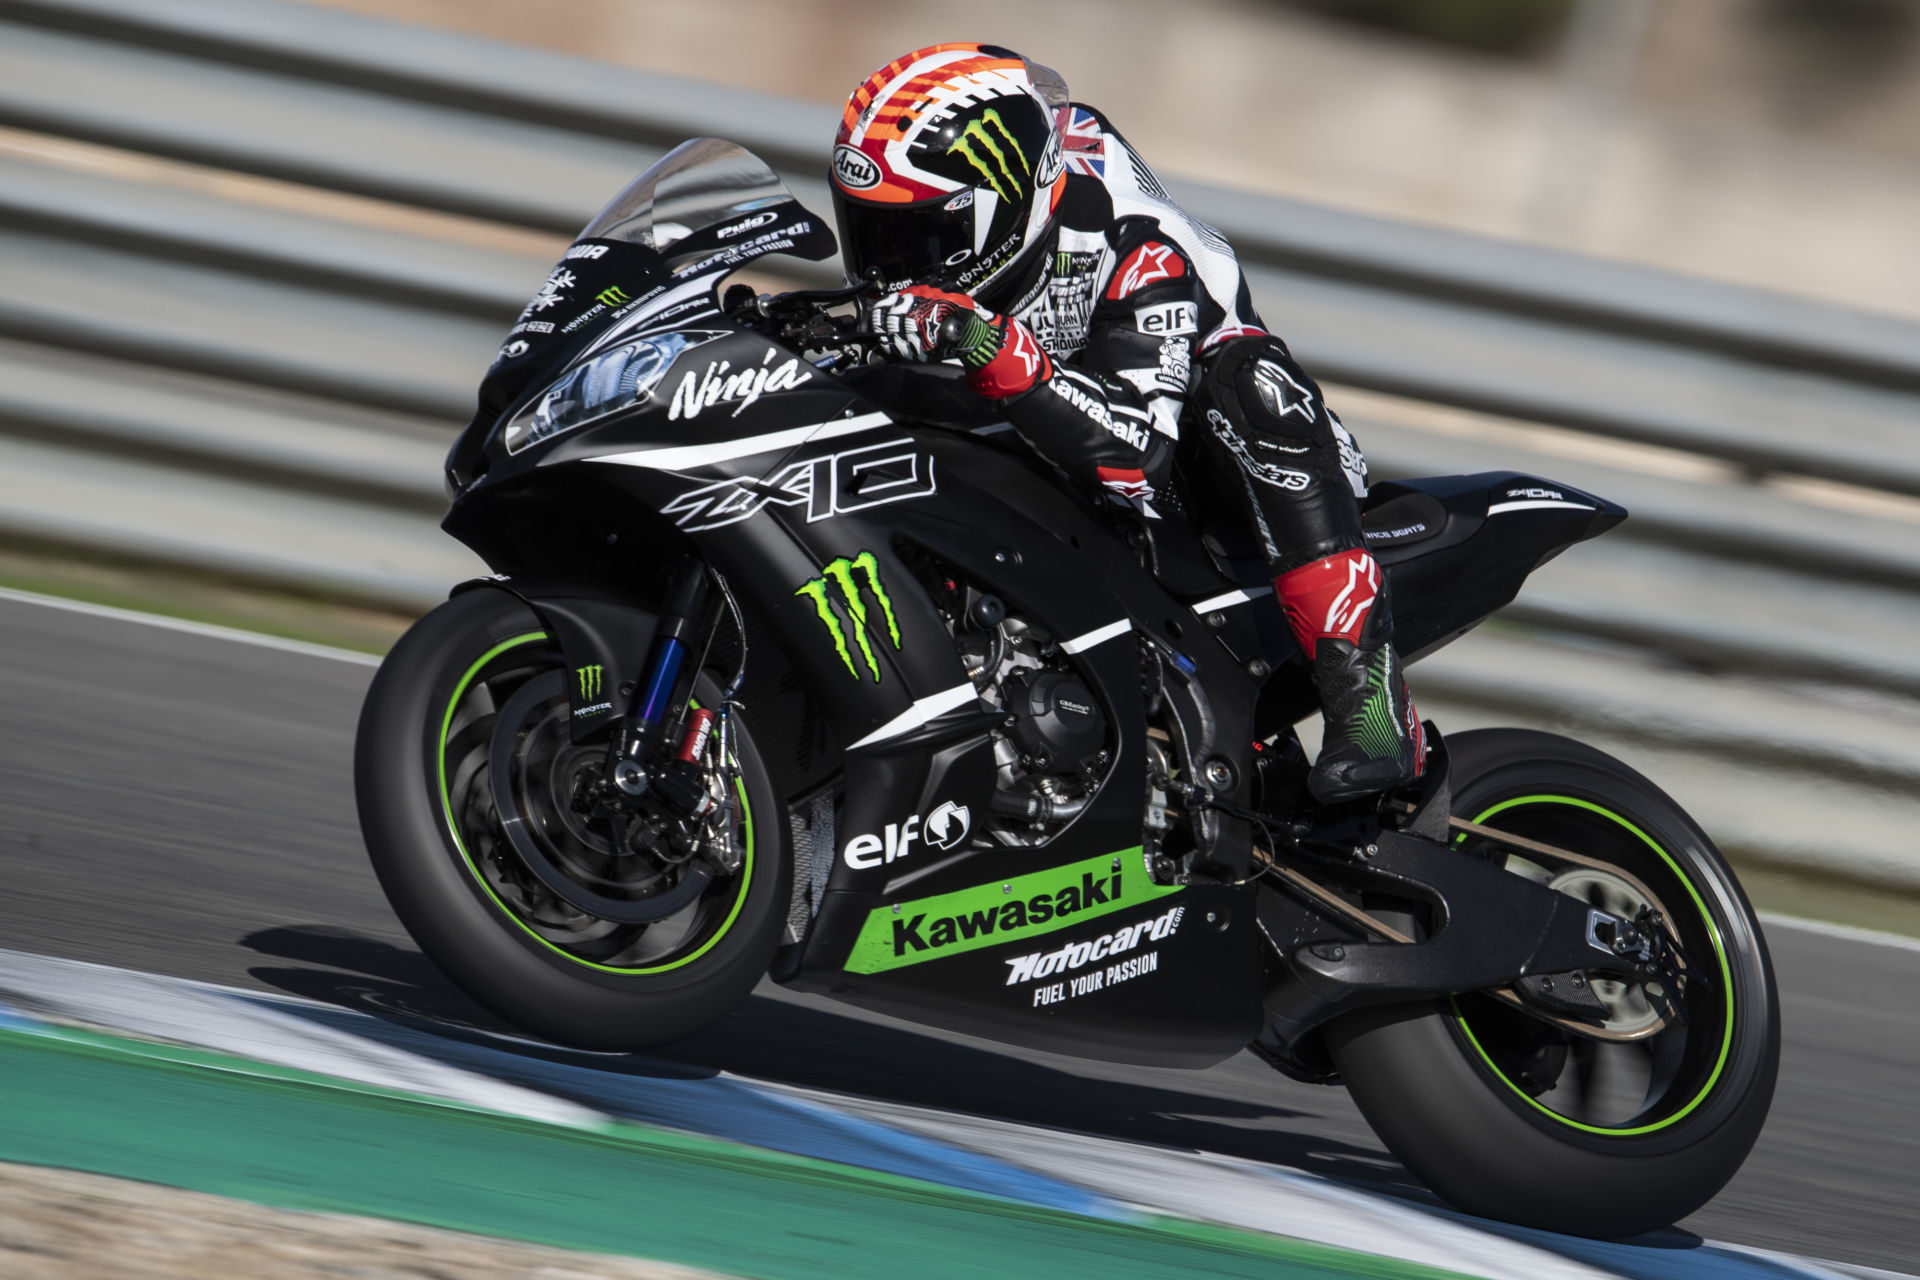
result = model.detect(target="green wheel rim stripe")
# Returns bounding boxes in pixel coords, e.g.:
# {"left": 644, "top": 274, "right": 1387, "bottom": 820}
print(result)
{"left": 434, "top": 631, "right": 755, "bottom": 976}
{"left": 1450, "top": 794, "right": 1735, "bottom": 1137}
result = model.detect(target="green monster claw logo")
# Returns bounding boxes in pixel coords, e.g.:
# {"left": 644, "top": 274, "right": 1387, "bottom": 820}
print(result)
{"left": 795, "top": 550, "right": 901, "bottom": 682}
{"left": 577, "top": 665, "right": 604, "bottom": 700}
{"left": 947, "top": 108, "right": 1030, "bottom": 202}
{"left": 596, "top": 285, "right": 632, "bottom": 307}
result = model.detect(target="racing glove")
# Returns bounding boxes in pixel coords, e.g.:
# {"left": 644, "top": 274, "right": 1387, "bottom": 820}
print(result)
{"left": 860, "top": 285, "right": 1051, "bottom": 400}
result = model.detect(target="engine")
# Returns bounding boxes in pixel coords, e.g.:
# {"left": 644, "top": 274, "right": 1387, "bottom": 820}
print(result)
{"left": 951, "top": 590, "right": 1114, "bottom": 843}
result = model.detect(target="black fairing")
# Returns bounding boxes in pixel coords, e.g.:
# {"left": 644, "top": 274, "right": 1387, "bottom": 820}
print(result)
{"left": 436, "top": 143, "right": 1626, "bottom": 1069}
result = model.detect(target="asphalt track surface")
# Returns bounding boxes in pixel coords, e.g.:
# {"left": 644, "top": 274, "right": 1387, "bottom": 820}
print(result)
{"left": 1, "top": 591, "right": 1915, "bottom": 1272}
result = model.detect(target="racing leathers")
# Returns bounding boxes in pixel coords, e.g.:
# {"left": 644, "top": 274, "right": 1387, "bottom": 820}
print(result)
{"left": 861, "top": 105, "right": 1426, "bottom": 802}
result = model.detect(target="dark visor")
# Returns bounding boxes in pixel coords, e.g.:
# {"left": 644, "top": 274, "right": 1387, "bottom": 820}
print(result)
{"left": 834, "top": 193, "right": 976, "bottom": 286}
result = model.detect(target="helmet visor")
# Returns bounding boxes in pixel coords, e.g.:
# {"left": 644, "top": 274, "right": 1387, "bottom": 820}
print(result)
{"left": 834, "top": 191, "right": 978, "bottom": 287}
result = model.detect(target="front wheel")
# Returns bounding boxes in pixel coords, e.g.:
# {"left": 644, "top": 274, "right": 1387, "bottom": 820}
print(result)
{"left": 1325, "top": 728, "right": 1779, "bottom": 1238}
{"left": 354, "top": 587, "right": 788, "bottom": 1051}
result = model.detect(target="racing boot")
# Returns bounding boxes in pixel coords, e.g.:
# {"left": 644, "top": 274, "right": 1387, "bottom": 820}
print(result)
{"left": 1274, "top": 548, "right": 1427, "bottom": 804}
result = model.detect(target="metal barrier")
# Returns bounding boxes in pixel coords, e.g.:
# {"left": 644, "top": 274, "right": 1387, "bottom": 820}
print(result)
{"left": 1, "top": 0, "right": 1917, "bottom": 881}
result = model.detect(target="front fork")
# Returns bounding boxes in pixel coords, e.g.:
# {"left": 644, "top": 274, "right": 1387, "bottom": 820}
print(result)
{"left": 599, "top": 560, "right": 746, "bottom": 858}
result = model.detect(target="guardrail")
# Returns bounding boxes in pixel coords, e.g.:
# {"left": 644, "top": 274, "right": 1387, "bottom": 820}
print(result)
{"left": 0, "top": 0, "right": 1917, "bottom": 882}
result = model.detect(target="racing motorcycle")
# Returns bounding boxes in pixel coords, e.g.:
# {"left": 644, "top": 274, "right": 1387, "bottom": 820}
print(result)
{"left": 355, "top": 139, "right": 1778, "bottom": 1239}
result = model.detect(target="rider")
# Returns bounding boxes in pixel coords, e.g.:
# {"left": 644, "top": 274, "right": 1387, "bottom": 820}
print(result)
{"left": 834, "top": 43, "right": 1425, "bottom": 803}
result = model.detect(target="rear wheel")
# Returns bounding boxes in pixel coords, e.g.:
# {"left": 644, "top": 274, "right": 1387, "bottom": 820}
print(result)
{"left": 1325, "top": 728, "right": 1779, "bottom": 1238}
{"left": 355, "top": 587, "right": 786, "bottom": 1051}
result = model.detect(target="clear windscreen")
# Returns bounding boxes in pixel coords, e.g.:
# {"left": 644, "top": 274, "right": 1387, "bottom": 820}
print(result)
{"left": 469, "top": 138, "right": 837, "bottom": 436}
{"left": 582, "top": 138, "right": 803, "bottom": 262}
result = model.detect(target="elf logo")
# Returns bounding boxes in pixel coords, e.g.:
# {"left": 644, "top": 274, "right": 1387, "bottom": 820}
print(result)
{"left": 842, "top": 801, "right": 971, "bottom": 869}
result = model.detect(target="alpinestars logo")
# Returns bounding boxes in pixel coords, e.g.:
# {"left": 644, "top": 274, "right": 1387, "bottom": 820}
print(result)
{"left": 1207, "top": 409, "right": 1310, "bottom": 492}
{"left": 795, "top": 551, "right": 901, "bottom": 682}
{"left": 947, "top": 109, "right": 1030, "bottom": 202}
{"left": 1251, "top": 359, "right": 1316, "bottom": 423}
{"left": 1323, "top": 551, "right": 1380, "bottom": 637}
{"left": 1105, "top": 242, "right": 1185, "bottom": 300}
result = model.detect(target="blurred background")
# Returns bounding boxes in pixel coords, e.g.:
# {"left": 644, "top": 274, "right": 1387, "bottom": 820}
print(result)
{"left": 2, "top": 0, "right": 1919, "bottom": 915}
{"left": 4, "top": 3, "right": 1920, "bottom": 1273}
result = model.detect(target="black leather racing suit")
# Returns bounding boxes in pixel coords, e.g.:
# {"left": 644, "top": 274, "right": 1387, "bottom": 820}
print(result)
{"left": 977, "top": 104, "right": 1369, "bottom": 575}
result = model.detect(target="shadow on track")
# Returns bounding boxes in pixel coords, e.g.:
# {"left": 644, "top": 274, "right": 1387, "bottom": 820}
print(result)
{"left": 239, "top": 923, "right": 1412, "bottom": 1192}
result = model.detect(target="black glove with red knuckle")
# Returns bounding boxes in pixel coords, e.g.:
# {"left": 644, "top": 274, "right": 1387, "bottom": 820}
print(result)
{"left": 859, "top": 285, "right": 1052, "bottom": 400}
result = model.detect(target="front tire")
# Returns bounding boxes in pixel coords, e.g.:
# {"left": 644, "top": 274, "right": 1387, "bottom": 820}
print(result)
{"left": 1325, "top": 728, "right": 1779, "bottom": 1238}
{"left": 354, "top": 587, "right": 787, "bottom": 1051}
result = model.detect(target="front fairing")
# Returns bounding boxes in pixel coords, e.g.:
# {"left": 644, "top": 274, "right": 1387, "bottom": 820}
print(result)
{"left": 444, "top": 137, "right": 839, "bottom": 494}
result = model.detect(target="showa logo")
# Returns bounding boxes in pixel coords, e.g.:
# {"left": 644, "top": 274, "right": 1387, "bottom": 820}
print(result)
{"left": 667, "top": 349, "right": 813, "bottom": 420}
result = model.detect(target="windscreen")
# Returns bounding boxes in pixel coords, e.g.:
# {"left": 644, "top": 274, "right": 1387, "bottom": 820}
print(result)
{"left": 469, "top": 138, "right": 837, "bottom": 433}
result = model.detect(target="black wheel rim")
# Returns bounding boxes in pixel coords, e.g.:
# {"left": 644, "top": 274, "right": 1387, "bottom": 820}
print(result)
{"left": 1449, "top": 794, "right": 1736, "bottom": 1136}
{"left": 434, "top": 631, "right": 755, "bottom": 974}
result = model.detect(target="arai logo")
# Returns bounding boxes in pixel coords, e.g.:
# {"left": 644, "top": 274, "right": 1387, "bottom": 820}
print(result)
{"left": 833, "top": 144, "right": 881, "bottom": 191}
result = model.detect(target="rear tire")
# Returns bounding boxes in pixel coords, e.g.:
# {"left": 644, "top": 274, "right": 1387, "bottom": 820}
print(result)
{"left": 1325, "top": 728, "right": 1779, "bottom": 1238}
{"left": 354, "top": 587, "right": 787, "bottom": 1051}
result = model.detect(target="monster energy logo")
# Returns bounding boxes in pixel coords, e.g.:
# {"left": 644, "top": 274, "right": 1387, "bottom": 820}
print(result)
{"left": 795, "top": 550, "right": 901, "bottom": 682}
{"left": 577, "top": 665, "right": 604, "bottom": 700}
{"left": 596, "top": 285, "right": 632, "bottom": 307}
{"left": 947, "top": 108, "right": 1030, "bottom": 202}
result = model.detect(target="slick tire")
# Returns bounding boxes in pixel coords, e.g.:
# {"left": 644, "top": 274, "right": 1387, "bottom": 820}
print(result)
{"left": 354, "top": 587, "right": 787, "bottom": 1052}
{"left": 1324, "top": 728, "right": 1779, "bottom": 1239}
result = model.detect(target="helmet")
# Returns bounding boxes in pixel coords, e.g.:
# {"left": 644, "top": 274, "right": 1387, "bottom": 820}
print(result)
{"left": 832, "top": 43, "right": 1068, "bottom": 298}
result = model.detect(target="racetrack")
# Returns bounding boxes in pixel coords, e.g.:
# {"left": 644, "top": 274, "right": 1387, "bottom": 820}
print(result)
{"left": 1, "top": 589, "right": 1914, "bottom": 1273}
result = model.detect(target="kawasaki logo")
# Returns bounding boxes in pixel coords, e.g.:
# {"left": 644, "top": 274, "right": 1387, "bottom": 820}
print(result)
{"left": 577, "top": 665, "right": 604, "bottom": 700}
{"left": 795, "top": 550, "right": 901, "bottom": 682}
{"left": 844, "top": 849, "right": 1180, "bottom": 974}
{"left": 1004, "top": 905, "right": 1183, "bottom": 985}
{"left": 948, "top": 109, "right": 1031, "bottom": 202}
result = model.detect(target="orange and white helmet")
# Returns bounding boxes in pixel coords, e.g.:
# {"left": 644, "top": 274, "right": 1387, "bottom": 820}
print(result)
{"left": 832, "top": 43, "right": 1068, "bottom": 297}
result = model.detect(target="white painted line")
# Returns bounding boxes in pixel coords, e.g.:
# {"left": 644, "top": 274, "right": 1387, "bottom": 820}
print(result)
{"left": 1191, "top": 588, "right": 1263, "bottom": 614}
{"left": 0, "top": 949, "right": 600, "bottom": 1128}
{"left": 1759, "top": 912, "right": 1920, "bottom": 955}
{"left": 1060, "top": 618, "right": 1132, "bottom": 654}
{"left": 1486, "top": 500, "right": 1595, "bottom": 516}
{"left": 0, "top": 585, "right": 382, "bottom": 667}
{"left": 593, "top": 412, "right": 891, "bottom": 471}
{"left": 848, "top": 683, "right": 982, "bottom": 750}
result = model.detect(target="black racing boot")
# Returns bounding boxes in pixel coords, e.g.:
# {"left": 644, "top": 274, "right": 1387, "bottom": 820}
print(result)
{"left": 1307, "top": 633, "right": 1425, "bottom": 803}
{"left": 1273, "top": 549, "right": 1426, "bottom": 804}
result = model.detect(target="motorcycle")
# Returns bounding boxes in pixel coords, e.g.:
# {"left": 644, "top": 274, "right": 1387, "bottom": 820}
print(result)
{"left": 354, "top": 138, "right": 1778, "bottom": 1239}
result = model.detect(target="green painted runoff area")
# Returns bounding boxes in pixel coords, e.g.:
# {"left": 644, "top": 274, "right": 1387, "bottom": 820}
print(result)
{"left": 0, "top": 1027, "right": 1464, "bottom": 1280}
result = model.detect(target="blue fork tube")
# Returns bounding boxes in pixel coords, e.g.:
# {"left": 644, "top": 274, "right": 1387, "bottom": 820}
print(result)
{"left": 635, "top": 637, "right": 685, "bottom": 727}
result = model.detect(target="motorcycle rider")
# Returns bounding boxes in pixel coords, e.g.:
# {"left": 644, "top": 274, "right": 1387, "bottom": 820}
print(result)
{"left": 834, "top": 43, "right": 1425, "bottom": 802}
